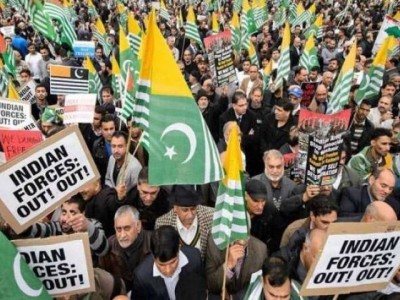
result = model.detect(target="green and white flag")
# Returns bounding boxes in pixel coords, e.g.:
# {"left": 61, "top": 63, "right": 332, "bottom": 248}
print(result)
{"left": 328, "top": 42, "right": 357, "bottom": 113}
{"left": 275, "top": 22, "right": 291, "bottom": 89}
{"left": 3, "top": 45, "right": 15, "bottom": 77}
{"left": 299, "top": 34, "right": 319, "bottom": 72}
{"left": 133, "top": 10, "right": 223, "bottom": 185}
{"left": 0, "top": 232, "right": 52, "bottom": 299}
{"left": 244, "top": 270, "right": 263, "bottom": 300}
{"left": 230, "top": 12, "right": 241, "bottom": 52}
{"left": 211, "top": 122, "right": 249, "bottom": 249}
{"left": 186, "top": 6, "right": 204, "bottom": 49}
{"left": 127, "top": 13, "right": 142, "bottom": 57}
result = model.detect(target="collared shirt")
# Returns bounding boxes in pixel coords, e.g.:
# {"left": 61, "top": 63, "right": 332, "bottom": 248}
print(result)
{"left": 176, "top": 215, "right": 201, "bottom": 251}
{"left": 153, "top": 251, "right": 189, "bottom": 300}
{"left": 246, "top": 80, "right": 255, "bottom": 97}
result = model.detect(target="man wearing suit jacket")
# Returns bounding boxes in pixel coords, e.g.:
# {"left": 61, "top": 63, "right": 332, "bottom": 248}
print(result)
{"left": 131, "top": 226, "right": 206, "bottom": 300}
{"left": 155, "top": 185, "right": 214, "bottom": 259}
{"left": 339, "top": 168, "right": 399, "bottom": 219}
{"left": 239, "top": 64, "right": 263, "bottom": 98}
{"left": 105, "top": 131, "right": 142, "bottom": 195}
{"left": 219, "top": 90, "right": 260, "bottom": 176}
{"left": 289, "top": 36, "right": 302, "bottom": 69}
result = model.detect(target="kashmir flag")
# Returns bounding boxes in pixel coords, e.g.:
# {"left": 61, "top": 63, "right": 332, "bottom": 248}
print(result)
{"left": 291, "top": 1, "right": 307, "bottom": 27}
{"left": 335, "top": 0, "right": 351, "bottom": 21}
{"left": 87, "top": 0, "right": 98, "bottom": 18}
{"left": 233, "top": 0, "right": 242, "bottom": 14}
{"left": 274, "top": 21, "right": 291, "bottom": 89}
{"left": 132, "top": 10, "right": 223, "bottom": 185}
{"left": 8, "top": 80, "right": 19, "bottom": 100}
{"left": 262, "top": 58, "right": 272, "bottom": 91}
{"left": 159, "top": 0, "right": 171, "bottom": 23}
{"left": 211, "top": 122, "right": 249, "bottom": 249}
{"left": 185, "top": 6, "right": 203, "bottom": 49}
{"left": 127, "top": 12, "right": 142, "bottom": 57}
{"left": 249, "top": 42, "right": 258, "bottom": 65}
{"left": 355, "top": 37, "right": 390, "bottom": 104}
{"left": 387, "top": 35, "right": 400, "bottom": 57}
{"left": 0, "top": 232, "right": 52, "bottom": 299}
{"left": 93, "top": 18, "right": 111, "bottom": 57}
{"left": 176, "top": 7, "right": 184, "bottom": 29}
{"left": 211, "top": 12, "right": 219, "bottom": 34}
{"left": 0, "top": 59, "right": 8, "bottom": 97}
{"left": 299, "top": 34, "right": 319, "bottom": 72}
{"left": 111, "top": 55, "right": 123, "bottom": 101}
{"left": 288, "top": 0, "right": 298, "bottom": 24}
{"left": 328, "top": 41, "right": 357, "bottom": 113}
{"left": 372, "top": 15, "right": 400, "bottom": 54}
{"left": 119, "top": 25, "right": 137, "bottom": 82}
{"left": 244, "top": 270, "right": 263, "bottom": 300}
{"left": 241, "top": 0, "right": 256, "bottom": 50}
{"left": 2, "top": 45, "right": 15, "bottom": 77}
{"left": 230, "top": 11, "right": 241, "bottom": 52}
{"left": 117, "top": 3, "right": 128, "bottom": 31}
{"left": 43, "top": 0, "right": 77, "bottom": 47}
{"left": 273, "top": 6, "right": 286, "bottom": 27}
{"left": 304, "top": 14, "right": 323, "bottom": 39}
{"left": 305, "top": 3, "right": 316, "bottom": 26}
{"left": 84, "top": 56, "right": 103, "bottom": 96}
{"left": 17, "top": 0, "right": 59, "bottom": 43}
{"left": 253, "top": 0, "right": 268, "bottom": 29}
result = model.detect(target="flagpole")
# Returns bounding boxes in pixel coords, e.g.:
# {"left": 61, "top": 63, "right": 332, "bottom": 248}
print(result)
{"left": 222, "top": 243, "right": 230, "bottom": 300}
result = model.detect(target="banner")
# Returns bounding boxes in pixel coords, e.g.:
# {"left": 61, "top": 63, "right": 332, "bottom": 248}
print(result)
{"left": 73, "top": 41, "right": 95, "bottom": 58}
{"left": 204, "top": 30, "right": 237, "bottom": 87}
{"left": 0, "top": 130, "right": 43, "bottom": 161}
{"left": 297, "top": 109, "right": 351, "bottom": 185}
{"left": 0, "top": 126, "right": 100, "bottom": 234}
{"left": 18, "top": 80, "right": 37, "bottom": 104}
{"left": 301, "top": 222, "right": 400, "bottom": 297}
{"left": 63, "top": 94, "right": 96, "bottom": 124}
{"left": 13, "top": 233, "right": 95, "bottom": 297}
{"left": 301, "top": 82, "right": 318, "bottom": 107}
{"left": 0, "top": 98, "right": 32, "bottom": 129}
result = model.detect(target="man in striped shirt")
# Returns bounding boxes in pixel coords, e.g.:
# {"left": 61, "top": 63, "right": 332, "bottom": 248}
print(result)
{"left": 23, "top": 195, "right": 109, "bottom": 257}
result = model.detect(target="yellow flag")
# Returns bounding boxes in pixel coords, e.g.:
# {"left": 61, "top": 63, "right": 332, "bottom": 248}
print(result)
{"left": 223, "top": 123, "right": 243, "bottom": 182}
{"left": 263, "top": 59, "right": 272, "bottom": 76}
{"left": 394, "top": 11, "right": 400, "bottom": 21}
{"left": 281, "top": 21, "right": 291, "bottom": 50}
{"left": 308, "top": 3, "right": 316, "bottom": 14}
{"left": 297, "top": 1, "right": 305, "bottom": 15}
{"left": 341, "top": 41, "right": 357, "bottom": 74}
{"left": 111, "top": 55, "right": 121, "bottom": 76}
{"left": 187, "top": 5, "right": 196, "bottom": 23}
{"left": 8, "top": 81, "right": 19, "bottom": 100}
{"left": 231, "top": 11, "right": 239, "bottom": 28}
{"left": 83, "top": 56, "right": 96, "bottom": 74}
{"left": 373, "top": 37, "right": 390, "bottom": 67}
{"left": 95, "top": 18, "right": 107, "bottom": 35}
{"left": 212, "top": 12, "right": 219, "bottom": 33}
{"left": 304, "top": 33, "right": 315, "bottom": 52}
{"left": 242, "top": 0, "right": 251, "bottom": 13}
{"left": 127, "top": 12, "right": 141, "bottom": 35}
{"left": 119, "top": 25, "right": 130, "bottom": 53}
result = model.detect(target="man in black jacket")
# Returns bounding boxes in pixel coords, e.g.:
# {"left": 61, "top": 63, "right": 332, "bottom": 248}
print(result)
{"left": 131, "top": 226, "right": 206, "bottom": 300}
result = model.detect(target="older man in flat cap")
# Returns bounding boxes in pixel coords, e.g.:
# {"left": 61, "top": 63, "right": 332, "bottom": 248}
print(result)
{"left": 155, "top": 185, "right": 214, "bottom": 259}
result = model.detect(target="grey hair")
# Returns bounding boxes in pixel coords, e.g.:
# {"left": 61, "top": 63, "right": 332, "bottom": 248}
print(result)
{"left": 263, "top": 149, "right": 283, "bottom": 161}
{"left": 114, "top": 205, "right": 140, "bottom": 222}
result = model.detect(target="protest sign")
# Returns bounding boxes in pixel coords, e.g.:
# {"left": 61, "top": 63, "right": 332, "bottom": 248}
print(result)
{"left": 301, "top": 221, "right": 400, "bottom": 297}
{"left": 0, "top": 25, "right": 15, "bottom": 37}
{"left": 13, "top": 233, "right": 95, "bottom": 297}
{"left": 204, "top": 30, "right": 237, "bottom": 87}
{"left": 0, "top": 98, "right": 32, "bottom": 128}
{"left": 73, "top": 41, "right": 95, "bottom": 58}
{"left": 0, "top": 130, "right": 43, "bottom": 161}
{"left": 301, "top": 82, "right": 318, "bottom": 107}
{"left": 0, "top": 126, "right": 100, "bottom": 234}
{"left": 297, "top": 109, "right": 351, "bottom": 185}
{"left": 18, "top": 80, "right": 37, "bottom": 104}
{"left": 63, "top": 94, "right": 96, "bottom": 124}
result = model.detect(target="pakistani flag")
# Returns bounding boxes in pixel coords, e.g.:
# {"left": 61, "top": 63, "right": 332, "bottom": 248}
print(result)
{"left": 127, "top": 12, "right": 142, "bottom": 57}
{"left": 185, "top": 6, "right": 203, "bottom": 49}
{"left": 211, "top": 122, "right": 249, "bottom": 249}
{"left": 355, "top": 37, "right": 390, "bottom": 104}
{"left": 230, "top": 12, "right": 241, "bottom": 52}
{"left": 275, "top": 22, "right": 291, "bottom": 89}
{"left": 299, "top": 34, "right": 319, "bottom": 72}
{"left": 133, "top": 10, "right": 223, "bottom": 185}
{"left": 0, "top": 232, "right": 51, "bottom": 299}
{"left": 244, "top": 270, "right": 263, "bottom": 300}
{"left": 304, "top": 14, "right": 323, "bottom": 39}
{"left": 328, "top": 42, "right": 357, "bottom": 113}
{"left": 84, "top": 56, "right": 102, "bottom": 98}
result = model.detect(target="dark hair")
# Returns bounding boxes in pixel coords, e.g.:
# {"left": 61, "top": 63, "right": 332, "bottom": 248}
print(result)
{"left": 35, "top": 83, "right": 47, "bottom": 91}
{"left": 310, "top": 196, "right": 339, "bottom": 217}
{"left": 150, "top": 226, "right": 180, "bottom": 262}
{"left": 63, "top": 194, "right": 86, "bottom": 213}
{"left": 232, "top": 90, "right": 247, "bottom": 104}
{"left": 262, "top": 256, "right": 290, "bottom": 287}
{"left": 95, "top": 105, "right": 106, "bottom": 115}
{"left": 112, "top": 131, "right": 128, "bottom": 143}
{"left": 100, "top": 114, "right": 115, "bottom": 126}
{"left": 294, "top": 66, "right": 307, "bottom": 76}
{"left": 101, "top": 86, "right": 114, "bottom": 96}
{"left": 20, "top": 69, "right": 31, "bottom": 76}
{"left": 382, "top": 81, "right": 396, "bottom": 90}
{"left": 310, "top": 66, "right": 320, "bottom": 73}
{"left": 370, "top": 128, "right": 392, "bottom": 140}
{"left": 275, "top": 98, "right": 294, "bottom": 112}
{"left": 138, "top": 166, "right": 149, "bottom": 184}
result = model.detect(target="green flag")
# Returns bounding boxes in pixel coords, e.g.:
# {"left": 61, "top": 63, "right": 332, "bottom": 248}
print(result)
{"left": 0, "top": 232, "right": 52, "bottom": 299}
{"left": 299, "top": 34, "right": 319, "bottom": 72}
{"left": 2, "top": 45, "right": 15, "bottom": 77}
{"left": 132, "top": 10, "right": 223, "bottom": 185}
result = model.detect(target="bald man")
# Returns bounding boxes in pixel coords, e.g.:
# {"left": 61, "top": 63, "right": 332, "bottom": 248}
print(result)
{"left": 361, "top": 201, "right": 397, "bottom": 222}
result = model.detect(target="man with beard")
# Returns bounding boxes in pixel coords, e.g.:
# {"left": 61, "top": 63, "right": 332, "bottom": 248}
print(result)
{"left": 99, "top": 205, "right": 151, "bottom": 289}
{"left": 345, "top": 99, "right": 374, "bottom": 155}
{"left": 339, "top": 168, "right": 399, "bottom": 218}
{"left": 367, "top": 95, "right": 394, "bottom": 129}
{"left": 23, "top": 196, "right": 109, "bottom": 257}
{"left": 348, "top": 128, "right": 393, "bottom": 180}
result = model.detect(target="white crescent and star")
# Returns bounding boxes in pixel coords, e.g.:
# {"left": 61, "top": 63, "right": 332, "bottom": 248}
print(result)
{"left": 161, "top": 122, "right": 197, "bottom": 164}
{"left": 74, "top": 69, "right": 84, "bottom": 79}
{"left": 13, "top": 253, "right": 43, "bottom": 297}
{"left": 122, "top": 60, "right": 134, "bottom": 75}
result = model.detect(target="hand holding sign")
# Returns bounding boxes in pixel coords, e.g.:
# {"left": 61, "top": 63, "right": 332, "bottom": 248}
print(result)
{"left": 68, "top": 214, "right": 89, "bottom": 233}
{"left": 303, "top": 185, "right": 321, "bottom": 202}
